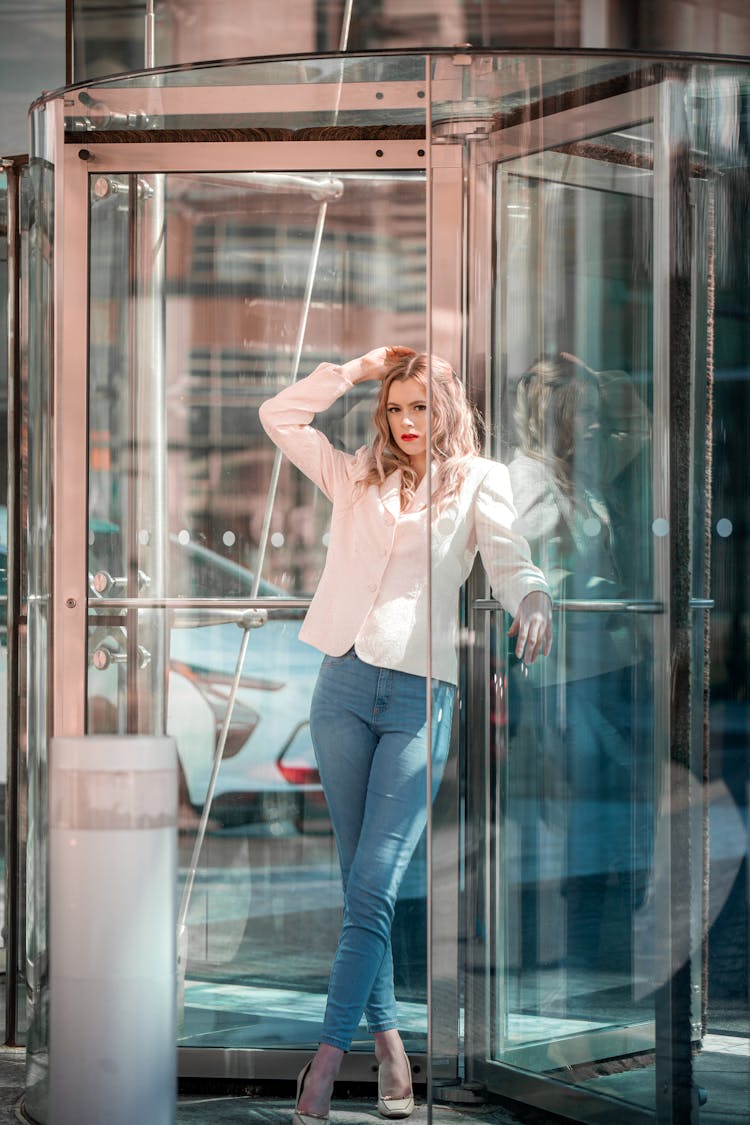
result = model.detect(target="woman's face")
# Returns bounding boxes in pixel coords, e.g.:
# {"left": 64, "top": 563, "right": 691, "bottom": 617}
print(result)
{"left": 386, "top": 376, "right": 428, "bottom": 466}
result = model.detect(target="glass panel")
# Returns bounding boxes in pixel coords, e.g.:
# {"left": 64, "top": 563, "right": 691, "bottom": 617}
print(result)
{"left": 25, "top": 152, "right": 55, "bottom": 1119}
{"left": 65, "top": 53, "right": 428, "bottom": 136}
{"left": 86, "top": 164, "right": 429, "bottom": 1051}
{"left": 691, "top": 63, "right": 750, "bottom": 1125}
{"left": 491, "top": 112, "right": 658, "bottom": 1112}
{"left": 1, "top": 158, "right": 32, "bottom": 1049}
{"left": 67, "top": 1, "right": 583, "bottom": 80}
{"left": 432, "top": 54, "right": 749, "bottom": 1125}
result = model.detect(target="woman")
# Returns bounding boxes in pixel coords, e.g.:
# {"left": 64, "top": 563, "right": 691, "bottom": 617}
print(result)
{"left": 259, "top": 346, "right": 552, "bottom": 1125}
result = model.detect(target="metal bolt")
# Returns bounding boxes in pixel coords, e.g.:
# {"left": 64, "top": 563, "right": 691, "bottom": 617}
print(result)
{"left": 65, "top": 597, "right": 77, "bottom": 609}
{"left": 92, "top": 648, "right": 112, "bottom": 670}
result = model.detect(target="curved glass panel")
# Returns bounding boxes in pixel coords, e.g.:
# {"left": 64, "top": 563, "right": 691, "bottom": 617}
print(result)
{"left": 1, "top": 156, "right": 33, "bottom": 1053}
{"left": 494, "top": 117, "right": 655, "bottom": 1080}
{"left": 63, "top": 53, "right": 428, "bottom": 138}
{"left": 25, "top": 151, "right": 55, "bottom": 1122}
{"left": 428, "top": 51, "right": 749, "bottom": 1125}
{"left": 21, "top": 49, "right": 749, "bottom": 1125}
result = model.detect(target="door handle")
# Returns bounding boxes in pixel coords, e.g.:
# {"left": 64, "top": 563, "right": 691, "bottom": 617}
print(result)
{"left": 473, "top": 598, "right": 666, "bottom": 613}
{"left": 473, "top": 598, "right": 714, "bottom": 613}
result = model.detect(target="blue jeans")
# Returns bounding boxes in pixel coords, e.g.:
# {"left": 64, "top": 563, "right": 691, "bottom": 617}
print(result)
{"left": 309, "top": 648, "right": 455, "bottom": 1051}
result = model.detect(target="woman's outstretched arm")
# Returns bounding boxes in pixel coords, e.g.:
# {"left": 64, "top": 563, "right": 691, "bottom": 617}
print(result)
{"left": 473, "top": 462, "right": 553, "bottom": 665}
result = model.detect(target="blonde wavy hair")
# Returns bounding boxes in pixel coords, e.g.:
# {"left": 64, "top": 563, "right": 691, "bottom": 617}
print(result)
{"left": 358, "top": 352, "right": 481, "bottom": 509}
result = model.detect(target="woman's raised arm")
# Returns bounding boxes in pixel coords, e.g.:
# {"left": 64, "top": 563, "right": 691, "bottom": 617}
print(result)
{"left": 259, "top": 362, "right": 360, "bottom": 499}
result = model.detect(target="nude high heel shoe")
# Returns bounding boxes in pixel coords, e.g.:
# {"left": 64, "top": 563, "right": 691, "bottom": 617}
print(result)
{"left": 377, "top": 1053, "right": 415, "bottom": 1119}
{"left": 292, "top": 1061, "right": 331, "bottom": 1125}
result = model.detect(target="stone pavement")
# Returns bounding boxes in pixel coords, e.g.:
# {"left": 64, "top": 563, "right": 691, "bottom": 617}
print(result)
{"left": 0, "top": 1047, "right": 565, "bottom": 1125}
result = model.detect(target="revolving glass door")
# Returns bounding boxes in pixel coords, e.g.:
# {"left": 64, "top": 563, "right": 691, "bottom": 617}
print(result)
{"left": 445, "top": 60, "right": 717, "bottom": 1124}
{"left": 23, "top": 49, "right": 743, "bottom": 1125}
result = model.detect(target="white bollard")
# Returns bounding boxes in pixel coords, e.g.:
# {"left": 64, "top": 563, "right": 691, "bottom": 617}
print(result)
{"left": 49, "top": 735, "right": 178, "bottom": 1125}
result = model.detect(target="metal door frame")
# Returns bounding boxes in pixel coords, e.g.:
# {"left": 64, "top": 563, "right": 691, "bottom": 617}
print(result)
{"left": 54, "top": 127, "right": 458, "bottom": 1084}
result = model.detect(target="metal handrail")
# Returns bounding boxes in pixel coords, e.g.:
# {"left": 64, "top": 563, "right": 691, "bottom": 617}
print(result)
{"left": 475, "top": 597, "right": 665, "bottom": 613}
{"left": 474, "top": 597, "right": 714, "bottom": 613}
{"left": 88, "top": 596, "right": 311, "bottom": 611}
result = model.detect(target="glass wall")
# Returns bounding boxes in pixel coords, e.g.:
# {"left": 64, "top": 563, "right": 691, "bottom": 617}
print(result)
{"left": 429, "top": 55, "right": 750, "bottom": 1125}
{"left": 20, "top": 48, "right": 750, "bottom": 1125}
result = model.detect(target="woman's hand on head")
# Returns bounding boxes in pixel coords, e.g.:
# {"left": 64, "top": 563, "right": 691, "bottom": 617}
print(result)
{"left": 344, "top": 345, "right": 417, "bottom": 384}
{"left": 508, "top": 591, "right": 553, "bottom": 665}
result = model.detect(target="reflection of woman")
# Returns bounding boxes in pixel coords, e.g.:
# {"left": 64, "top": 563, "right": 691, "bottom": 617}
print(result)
{"left": 510, "top": 352, "right": 649, "bottom": 617}
{"left": 260, "top": 347, "right": 552, "bottom": 1124}
{"left": 508, "top": 353, "right": 650, "bottom": 966}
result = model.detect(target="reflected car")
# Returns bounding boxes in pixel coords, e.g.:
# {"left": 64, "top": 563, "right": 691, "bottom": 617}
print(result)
{"left": 0, "top": 509, "right": 326, "bottom": 830}
{"left": 88, "top": 532, "right": 327, "bottom": 831}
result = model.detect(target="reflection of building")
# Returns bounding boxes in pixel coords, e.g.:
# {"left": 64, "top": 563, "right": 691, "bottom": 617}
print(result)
{"left": 65, "top": 1, "right": 750, "bottom": 77}
{"left": 0, "top": 5, "right": 748, "bottom": 1125}
{"left": 87, "top": 170, "right": 427, "bottom": 591}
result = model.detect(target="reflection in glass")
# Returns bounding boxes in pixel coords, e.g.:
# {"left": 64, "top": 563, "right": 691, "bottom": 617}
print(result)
{"left": 508, "top": 351, "right": 654, "bottom": 961}
{"left": 86, "top": 166, "right": 430, "bottom": 1050}
{"left": 486, "top": 113, "right": 659, "bottom": 1106}
{"left": 88, "top": 172, "right": 426, "bottom": 599}
{"left": 25, "top": 154, "right": 56, "bottom": 1119}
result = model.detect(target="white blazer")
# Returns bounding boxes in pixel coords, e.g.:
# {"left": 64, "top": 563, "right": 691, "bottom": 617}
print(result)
{"left": 259, "top": 363, "right": 549, "bottom": 684}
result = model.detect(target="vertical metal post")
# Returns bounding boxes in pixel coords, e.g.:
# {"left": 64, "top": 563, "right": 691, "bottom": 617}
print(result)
{"left": 3, "top": 155, "right": 27, "bottom": 1045}
{"left": 132, "top": 170, "right": 169, "bottom": 736}
{"left": 653, "top": 72, "right": 700, "bottom": 1125}
{"left": 424, "top": 50, "right": 434, "bottom": 1125}
{"left": 129, "top": 0, "right": 166, "bottom": 735}
{"left": 145, "top": 0, "right": 156, "bottom": 70}
{"left": 65, "top": 0, "right": 74, "bottom": 84}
